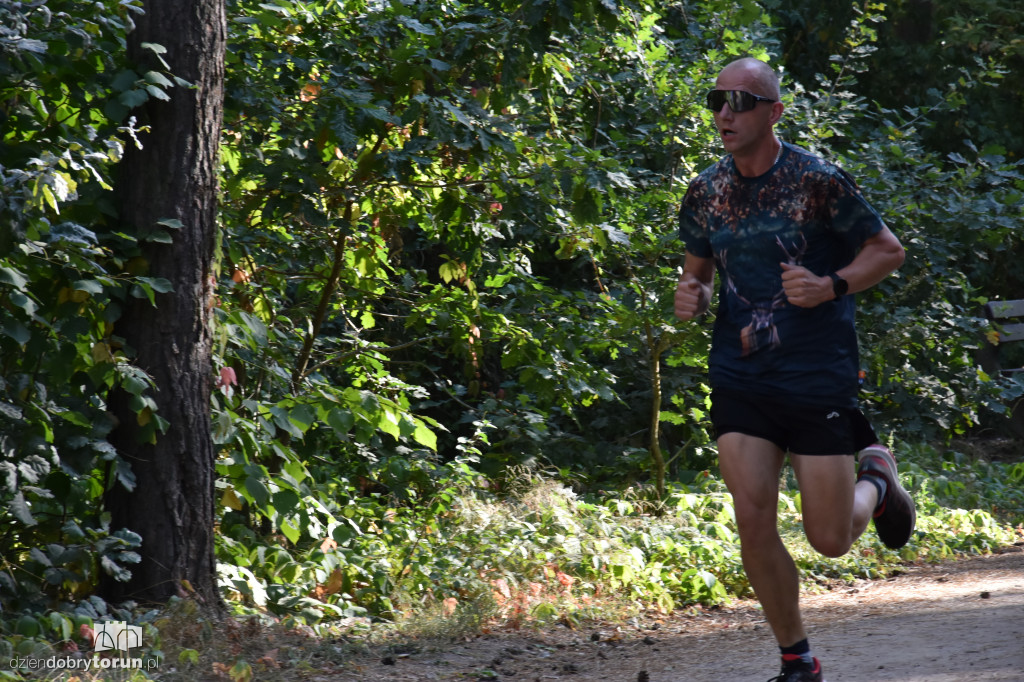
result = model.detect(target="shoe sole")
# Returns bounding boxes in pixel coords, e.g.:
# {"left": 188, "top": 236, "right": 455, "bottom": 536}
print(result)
{"left": 859, "top": 446, "right": 916, "bottom": 549}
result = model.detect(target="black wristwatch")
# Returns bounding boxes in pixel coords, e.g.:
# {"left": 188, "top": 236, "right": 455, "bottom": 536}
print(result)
{"left": 829, "top": 272, "right": 849, "bottom": 299}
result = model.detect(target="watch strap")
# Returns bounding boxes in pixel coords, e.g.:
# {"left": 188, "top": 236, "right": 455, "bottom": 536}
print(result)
{"left": 829, "top": 272, "right": 849, "bottom": 298}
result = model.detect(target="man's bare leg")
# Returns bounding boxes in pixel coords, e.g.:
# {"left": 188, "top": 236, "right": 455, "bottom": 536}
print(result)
{"left": 792, "top": 453, "right": 879, "bottom": 557}
{"left": 716, "top": 432, "right": 807, "bottom": 647}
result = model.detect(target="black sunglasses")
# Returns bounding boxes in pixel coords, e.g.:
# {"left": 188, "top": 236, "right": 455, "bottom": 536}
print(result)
{"left": 705, "top": 89, "right": 776, "bottom": 113}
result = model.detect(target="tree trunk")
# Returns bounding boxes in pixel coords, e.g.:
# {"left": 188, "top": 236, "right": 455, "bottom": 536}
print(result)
{"left": 103, "top": 0, "right": 226, "bottom": 609}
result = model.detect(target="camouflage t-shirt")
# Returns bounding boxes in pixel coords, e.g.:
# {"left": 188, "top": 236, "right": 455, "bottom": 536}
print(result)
{"left": 678, "top": 142, "right": 886, "bottom": 405}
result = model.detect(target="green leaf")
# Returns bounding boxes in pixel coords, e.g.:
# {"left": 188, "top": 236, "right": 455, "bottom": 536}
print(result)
{"left": 659, "top": 410, "right": 687, "bottom": 426}
{"left": 71, "top": 279, "right": 105, "bottom": 295}
{"left": 120, "top": 369, "right": 150, "bottom": 396}
{"left": 245, "top": 475, "right": 270, "bottom": 507}
{"left": 29, "top": 547, "right": 52, "bottom": 567}
{"left": 10, "top": 491, "right": 36, "bottom": 526}
{"left": 132, "top": 277, "right": 174, "bottom": 304}
{"left": 61, "top": 520, "right": 86, "bottom": 540}
{"left": 144, "top": 71, "right": 175, "bottom": 88}
{"left": 279, "top": 518, "right": 300, "bottom": 544}
{"left": 273, "top": 489, "right": 300, "bottom": 514}
{"left": 49, "top": 612, "right": 72, "bottom": 641}
{"left": 270, "top": 405, "right": 303, "bottom": 438}
{"left": 283, "top": 459, "right": 307, "bottom": 485}
{"left": 327, "top": 408, "right": 354, "bottom": 434}
{"left": 396, "top": 16, "right": 436, "bottom": 35}
{"left": 13, "top": 38, "right": 47, "bottom": 54}
{"left": 2, "top": 320, "right": 31, "bottom": 344}
{"left": 119, "top": 89, "right": 149, "bottom": 108}
{"left": 59, "top": 411, "right": 92, "bottom": 428}
{"left": 101, "top": 555, "right": 132, "bottom": 581}
{"left": 288, "top": 403, "right": 316, "bottom": 433}
{"left": 111, "top": 69, "right": 139, "bottom": 91}
{"left": 146, "top": 84, "right": 171, "bottom": 101}
{"left": 0, "top": 266, "right": 29, "bottom": 290}
{"left": 8, "top": 292, "right": 39, "bottom": 318}
{"left": 15, "top": 615, "right": 41, "bottom": 638}
{"left": 412, "top": 420, "right": 437, "bottom": 450}
{"left": 114, "top": 458, "right": 136, "bottom": 492}
{"left": 144, "top": 229, "right": 174, "bottom": 243}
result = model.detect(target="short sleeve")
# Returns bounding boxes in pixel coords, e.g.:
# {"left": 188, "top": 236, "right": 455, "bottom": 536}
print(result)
{"left": 828, "top": 166, "right": 886, "bottom": 251}
{"left": 678, "top": 179, "right": 713, "bottom": 258}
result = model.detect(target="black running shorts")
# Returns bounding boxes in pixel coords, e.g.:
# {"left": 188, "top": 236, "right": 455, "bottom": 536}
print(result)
{"left": 710, "top": 387, "right": 878, "bottom": 456}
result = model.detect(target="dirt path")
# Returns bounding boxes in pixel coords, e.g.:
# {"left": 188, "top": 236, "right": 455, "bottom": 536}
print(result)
{"left": 330, "top": 546, "right": 1024, "bottom": 681}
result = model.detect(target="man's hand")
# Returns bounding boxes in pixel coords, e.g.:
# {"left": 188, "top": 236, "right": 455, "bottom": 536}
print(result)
{"left": 780, "top": 262, "right": 833, "bottom": 308}
{"left": 675, "top": 271, "right": 708, "bottom": 320}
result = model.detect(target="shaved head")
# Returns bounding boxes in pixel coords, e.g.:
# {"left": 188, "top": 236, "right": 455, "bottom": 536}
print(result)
{"left": 718, "top": 57, "right": 781, "bottom": 101}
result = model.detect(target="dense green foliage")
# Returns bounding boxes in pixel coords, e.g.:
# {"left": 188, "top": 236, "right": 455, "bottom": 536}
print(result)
{"left": 776, "top": 0, "right": 1024, "bottom": 160}
{"left": 1, "top": 0, "right": 1022, "bottom": 671}
{"left": 1, "top": 0, "right": 156, "bottom": 617}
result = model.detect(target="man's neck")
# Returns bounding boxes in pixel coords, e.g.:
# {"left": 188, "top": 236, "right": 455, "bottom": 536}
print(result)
{"left": 734, "top": 138, "right": 782, "bottom": 178}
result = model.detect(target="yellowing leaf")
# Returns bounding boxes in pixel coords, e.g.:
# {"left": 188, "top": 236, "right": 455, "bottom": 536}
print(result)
{"left": 439, "top": 259, "right": 465, "bottom": 283}
{"left": 324, "top": 568, "right": 344, "bottom": 595}
{"left": 221, "top": 487, "right": 243, "bottom": 511}
{"left": 229, "top": 659, "right": 253, "bottom": 682}
{"left": 91, "top": 342, "right": 114, "bottom": 363}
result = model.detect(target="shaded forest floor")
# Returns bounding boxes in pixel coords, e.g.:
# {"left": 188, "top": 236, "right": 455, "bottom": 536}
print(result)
{"left": 319, "top": 547, "right": 1024, "bottom": 682}
{"left": 46, "top": 436, "right": 1023, "bottom": 682}
{"left": 307, "top": 436, "right": 1024, "bottom": 682}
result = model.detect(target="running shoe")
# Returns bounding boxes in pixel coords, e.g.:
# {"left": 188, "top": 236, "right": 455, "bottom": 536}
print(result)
{"left": 858, "top": 444, "right": 916, "bottom": 549}
{"left": 767, "top": 656, "right": 824, "bottom": 681}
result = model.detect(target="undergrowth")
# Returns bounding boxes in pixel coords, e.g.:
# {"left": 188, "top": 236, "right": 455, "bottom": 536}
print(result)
{"left": 2, "top": 440, "right": 1022, "bottom": 681}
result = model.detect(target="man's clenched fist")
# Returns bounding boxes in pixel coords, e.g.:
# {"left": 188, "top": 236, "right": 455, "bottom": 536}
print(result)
{"left": 675, "top": 271, "right": 707, "bottom": 320}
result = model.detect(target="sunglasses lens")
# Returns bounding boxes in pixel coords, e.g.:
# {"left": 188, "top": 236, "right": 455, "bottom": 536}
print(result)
{"left": 706, "top": 90, "right": 757, "bottom": 112}
{"left": 706, "top": 90, "right": 724, "bottom": 111}
{"left": 730, "top": 91, "right": 756, "bottom": 112}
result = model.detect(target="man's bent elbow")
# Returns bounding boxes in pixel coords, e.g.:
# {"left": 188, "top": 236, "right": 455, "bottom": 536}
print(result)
{"left": 876, "top": 227, "right": 906, "bottom": 274}
{"left": 891, "top": 243, "right": 907, "bottom": 271}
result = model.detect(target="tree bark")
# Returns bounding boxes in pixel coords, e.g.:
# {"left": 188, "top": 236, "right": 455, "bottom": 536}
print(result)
{"left": 103, "top": 0, "right": 226, "bottom": 609}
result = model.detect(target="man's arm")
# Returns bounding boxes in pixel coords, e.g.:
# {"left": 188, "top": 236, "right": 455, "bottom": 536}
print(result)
{"left": 675, "top": 252, "right": 716, "bottom": 320}
{"left": 781, "top": 226, "right": 905, "bottom": 308}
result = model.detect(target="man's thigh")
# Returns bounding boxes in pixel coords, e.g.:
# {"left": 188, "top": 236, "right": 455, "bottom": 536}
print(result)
{"left": 717, "top": 432, "right": 786, "bottom": 525}
{"left": 791, "top": 453, "right": 857, "bottom": 543}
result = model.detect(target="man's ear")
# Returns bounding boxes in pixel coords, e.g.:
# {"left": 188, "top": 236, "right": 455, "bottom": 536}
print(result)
{"left": 769, "top": 101, "right": 785, "bottom": 125}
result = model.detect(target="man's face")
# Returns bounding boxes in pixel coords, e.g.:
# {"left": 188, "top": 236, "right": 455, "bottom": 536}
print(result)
{"left": 713, "top": 66, "right": 777, "bottom": 157}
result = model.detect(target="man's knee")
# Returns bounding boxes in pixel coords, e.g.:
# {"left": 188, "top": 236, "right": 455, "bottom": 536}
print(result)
{"left": 805, "top": 527, "right": 853, "bottom": 558}
{"left": 733, "top": 505, "right": 782, "bottom": 548}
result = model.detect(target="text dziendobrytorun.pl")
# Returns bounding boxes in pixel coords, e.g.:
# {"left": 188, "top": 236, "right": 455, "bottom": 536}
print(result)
{"left": 8, "top": 656, "right": 159, "bottom": 672}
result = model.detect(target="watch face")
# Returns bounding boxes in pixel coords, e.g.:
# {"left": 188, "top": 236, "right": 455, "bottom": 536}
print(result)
{"left": 832, "top": 275, "right": 849, "bottom": 297}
